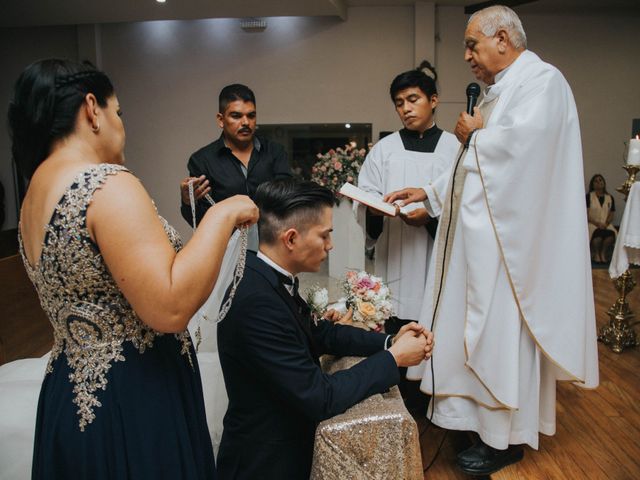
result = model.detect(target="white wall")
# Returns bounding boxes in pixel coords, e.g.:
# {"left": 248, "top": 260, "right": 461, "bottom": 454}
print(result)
{"left": 0, "top": 26, "right": 78, "bottom": 231}
{"left": 100, "top": 7, "right": 415, "bottom": 240}
{"left": 521, "top": 12, "right": 640, "bottom": 218}
{"left": 1, "top": 5, "right": 638, "bottom": 235}
{"left": 434, "top": 5, "right": 477, "bottom": 128}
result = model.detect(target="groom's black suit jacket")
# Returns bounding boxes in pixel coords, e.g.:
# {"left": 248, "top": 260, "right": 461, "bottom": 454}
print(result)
{"left": 216, "top": 252, "right": 400, "bottom": 480}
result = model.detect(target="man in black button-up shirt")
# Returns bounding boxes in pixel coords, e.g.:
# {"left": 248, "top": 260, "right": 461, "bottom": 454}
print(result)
{"left": 180, "top": 84, "right": 291, "bottom": 249}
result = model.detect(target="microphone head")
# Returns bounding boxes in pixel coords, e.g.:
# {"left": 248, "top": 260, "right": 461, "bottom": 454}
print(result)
{"left": 466, "top": 82, "right": 481, "bottom": 97}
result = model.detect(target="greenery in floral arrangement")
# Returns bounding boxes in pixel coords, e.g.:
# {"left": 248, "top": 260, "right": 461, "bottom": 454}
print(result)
{"left": 310, "top": 142, "right": 367, "bottom": 202}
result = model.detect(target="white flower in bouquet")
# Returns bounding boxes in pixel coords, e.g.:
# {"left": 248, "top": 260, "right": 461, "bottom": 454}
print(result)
{"left": 375, "top": 285, "right": 390, "bottom": 300}
{"left": 379, "top": 300, "right": 394, "bottom": 317}
{"left": 327, "top": 298, "right": 348, "bottom": 315}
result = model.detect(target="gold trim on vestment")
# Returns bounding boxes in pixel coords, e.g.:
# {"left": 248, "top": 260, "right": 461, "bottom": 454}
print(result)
{"left": 422, "top": 391, "right": 513, "bottom": 411}
{"left": 463, "top": 361, "right": 515, "bottom": 409}
{"left": 462, "top": 275, "right": 515, "bottom": 409}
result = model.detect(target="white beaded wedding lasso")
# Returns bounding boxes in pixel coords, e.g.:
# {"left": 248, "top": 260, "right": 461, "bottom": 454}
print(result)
{"left": 189, "top": 181, "right": 248, "bottom": 350}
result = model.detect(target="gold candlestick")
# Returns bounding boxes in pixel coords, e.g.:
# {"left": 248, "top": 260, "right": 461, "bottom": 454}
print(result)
{"left": 599, "top": 164, "right": 639, "bottom": 353}
{"left": 616, "top": 164, "right": 639, "bottom": 199}
{"left": 598, "top": 270, "right": 637, "bottom": 353}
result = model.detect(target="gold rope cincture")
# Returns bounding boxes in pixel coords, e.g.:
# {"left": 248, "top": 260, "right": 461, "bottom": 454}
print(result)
{"left": 189, "top": 181, "right": 248, "bottom": 351}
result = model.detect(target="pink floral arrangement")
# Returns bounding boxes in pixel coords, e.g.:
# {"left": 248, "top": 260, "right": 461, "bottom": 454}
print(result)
{"left": 343, "top": 270, "right": 394, "bottom": 331}
{"left": 310, "top": 142, "right": 367, "bottom": 198}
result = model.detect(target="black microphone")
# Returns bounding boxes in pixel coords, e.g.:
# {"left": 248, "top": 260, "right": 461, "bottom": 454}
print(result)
{"left": 466, "top": 82, "right": 481, "bottom": 115}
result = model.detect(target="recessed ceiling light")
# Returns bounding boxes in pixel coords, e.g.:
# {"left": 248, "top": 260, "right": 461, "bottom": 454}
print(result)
{"left": 156, "top": 0, "right": 166, "bottom": 3}
{"left": 345, "top": 123, "right": 351, "bottom": 129}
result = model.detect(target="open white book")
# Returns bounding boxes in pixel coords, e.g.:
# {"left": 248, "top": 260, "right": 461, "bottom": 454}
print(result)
{"left": 339, "top": 183, "right": 410, "bottom": 216}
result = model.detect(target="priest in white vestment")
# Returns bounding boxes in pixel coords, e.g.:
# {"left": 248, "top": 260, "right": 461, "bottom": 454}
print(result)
{"left": 356, "top": 61, "right": 459, "bottom": 322}
{"left": 386, "top": 6, "right": 599, "bottom": 476}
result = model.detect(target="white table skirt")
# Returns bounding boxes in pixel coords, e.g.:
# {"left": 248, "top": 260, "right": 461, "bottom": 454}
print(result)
{"left": 610, "top": 182, "right": 640, "bottom": 278}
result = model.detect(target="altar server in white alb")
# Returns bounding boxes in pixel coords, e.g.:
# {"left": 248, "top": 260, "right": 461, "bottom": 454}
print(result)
{"left": 356, "top": 61, "right": 459, "bottom": 322}
{"left": 386, "top": 5, "right": 599, "bottom": 476}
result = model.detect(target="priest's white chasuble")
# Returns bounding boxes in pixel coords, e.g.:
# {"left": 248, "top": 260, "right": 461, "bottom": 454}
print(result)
{"left": 356, "top": 129, "right": 459, "bottom": 319}
{"left": 407, "top": 50, "right": 599, "bottom": 449}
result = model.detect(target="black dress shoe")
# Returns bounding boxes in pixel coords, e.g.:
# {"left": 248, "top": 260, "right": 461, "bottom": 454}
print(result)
{"left": 456, "top": 440, "right": 524, "bottom": 476}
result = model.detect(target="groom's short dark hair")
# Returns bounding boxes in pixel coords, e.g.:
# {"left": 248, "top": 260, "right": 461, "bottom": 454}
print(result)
{"left": 255, "top": 179, "right": 334, "bottom": 245}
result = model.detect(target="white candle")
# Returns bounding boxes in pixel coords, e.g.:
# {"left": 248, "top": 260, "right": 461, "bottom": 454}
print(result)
{"left": 627, "top": 138, "right": 640, "bottom": 165}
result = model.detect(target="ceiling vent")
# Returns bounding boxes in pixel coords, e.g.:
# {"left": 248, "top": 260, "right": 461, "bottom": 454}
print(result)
{"left": 240, "top": 18, "right": 267, "bottom": 32}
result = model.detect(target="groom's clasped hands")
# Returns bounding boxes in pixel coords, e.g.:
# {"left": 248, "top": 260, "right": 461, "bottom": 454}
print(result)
{"left": 324, "top": 308, "right": 433, "bottom": 368}
{"left": 388, "top": 322, "right": 434, "bottom": 367}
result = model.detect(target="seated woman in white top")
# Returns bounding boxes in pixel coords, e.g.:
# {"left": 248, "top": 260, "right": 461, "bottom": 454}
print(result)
{"left": 586, "top": 173, "right": 616, "bottom": 264}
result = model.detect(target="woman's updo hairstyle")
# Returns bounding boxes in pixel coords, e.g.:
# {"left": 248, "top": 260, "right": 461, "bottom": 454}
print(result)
{"left": 8, "top": 58, "right": 114, "bottom": 180}
{"left": 389, "top": 59, "right": 439, "bottom": 103}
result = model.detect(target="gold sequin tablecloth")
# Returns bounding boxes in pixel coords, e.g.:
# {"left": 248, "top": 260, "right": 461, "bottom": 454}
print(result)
{"left": 310, "top": 356, "right": 423, "bottom": 480}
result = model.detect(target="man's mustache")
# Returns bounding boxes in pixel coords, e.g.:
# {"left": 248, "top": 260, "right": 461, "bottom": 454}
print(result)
{"left": 238, "top": 127, "right": 253, "bottom": 134}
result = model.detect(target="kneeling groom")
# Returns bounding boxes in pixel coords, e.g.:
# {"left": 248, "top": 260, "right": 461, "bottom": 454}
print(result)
{"left": 217, "top": 179, "right": 434, "bottom": 480}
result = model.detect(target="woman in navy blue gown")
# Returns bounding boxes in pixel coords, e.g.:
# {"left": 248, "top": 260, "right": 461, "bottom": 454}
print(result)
{"left": 9, "top": 58, "right": 258, "bottom": 479}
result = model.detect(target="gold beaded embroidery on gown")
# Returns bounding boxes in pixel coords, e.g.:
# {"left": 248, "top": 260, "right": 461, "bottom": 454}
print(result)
{"left": 18, "top": 163, "right": 192, "bottom": 431}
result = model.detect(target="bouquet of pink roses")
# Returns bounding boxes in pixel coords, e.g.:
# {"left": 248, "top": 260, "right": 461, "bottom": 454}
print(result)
{"left": 342, "top": 270, "right": 394, "bottom": 332}
{"left": 310, "top": 143, "right": 367, "bottom": 198}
